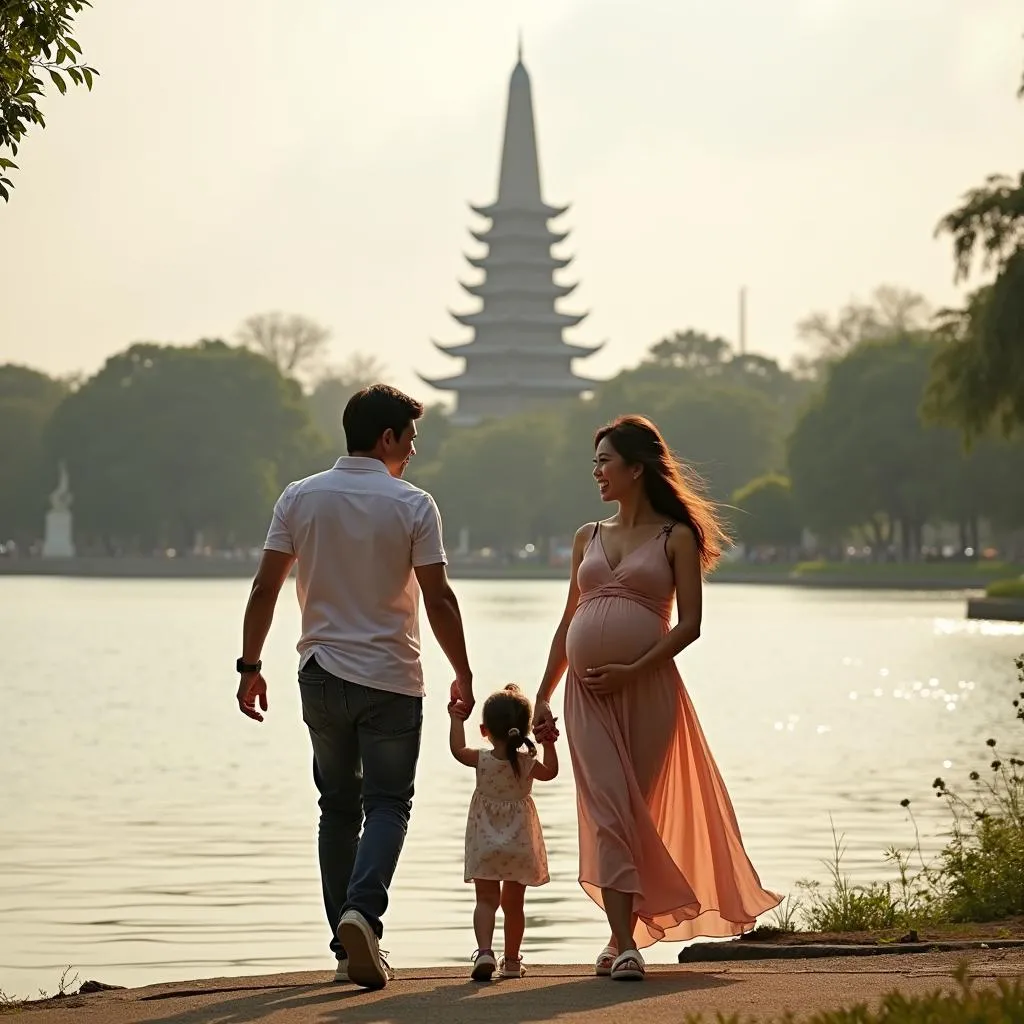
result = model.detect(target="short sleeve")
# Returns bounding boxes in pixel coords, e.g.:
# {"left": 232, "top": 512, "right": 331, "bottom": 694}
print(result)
{"left": 264, "top": 485, "right": 296, "bottom": 555}
{"left": 411, "top": 492, "right": 447, "bottom": 567}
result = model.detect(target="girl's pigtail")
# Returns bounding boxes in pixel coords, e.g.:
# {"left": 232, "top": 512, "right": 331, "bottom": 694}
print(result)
{"left": 506, "top": 727, "right": 524, "bottom": 776}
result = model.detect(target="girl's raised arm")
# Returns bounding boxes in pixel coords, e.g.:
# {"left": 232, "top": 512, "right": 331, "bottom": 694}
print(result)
{"left": 531, "top": 737, "right": 559, "bottom": 782}
{"left": 449, "top": 705, "right": 479, "bottom": 768}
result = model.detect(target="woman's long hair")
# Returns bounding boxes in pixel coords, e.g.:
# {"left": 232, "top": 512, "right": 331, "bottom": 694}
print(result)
{"left": 594, "top": 414, "right": 729, "bottom": 575}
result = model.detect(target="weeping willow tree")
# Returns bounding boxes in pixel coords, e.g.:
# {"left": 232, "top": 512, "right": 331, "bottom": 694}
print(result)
{"left": 923, "top": 57, "right": 1024, "bottom": 441}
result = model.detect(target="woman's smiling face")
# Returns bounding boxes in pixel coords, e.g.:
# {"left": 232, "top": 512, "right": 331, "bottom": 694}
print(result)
{"left": 593, "top": 435, "right": 639, "bottom": 503}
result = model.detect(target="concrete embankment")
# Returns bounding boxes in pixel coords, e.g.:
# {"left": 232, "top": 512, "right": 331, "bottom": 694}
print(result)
{"left": 15, "top": 950, "right": 1024, "bottom": 1023}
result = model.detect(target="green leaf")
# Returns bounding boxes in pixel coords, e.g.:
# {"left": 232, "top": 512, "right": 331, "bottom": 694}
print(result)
{"left": 67, "top": 67, "right": 82, "bottom": 85}
{"left": 0, "top": 158, "right": 17, "bottom": 170}
{"left": 83, "top": 67, "right": 93, "bottom": 89}
{"left": 66, "top": 37, "right": 83, "bottom": 55}
{"left": 0, "top": 183, "right": 9, "bottom": 203}
{"left": 49, "top": 69, "right": 67, "bottom": 95}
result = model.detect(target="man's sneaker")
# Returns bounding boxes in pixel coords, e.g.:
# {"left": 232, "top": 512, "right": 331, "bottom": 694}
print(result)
{"left": 497, "top": 955, "right": 525, "bottom": 979}
{"left": 470, "top": 949, "right": 497, "bottom": 982}
{"left": 337, "top": 910, "right": 391, "bottom": 989}
{"left": 333, "top": 958, "right": 349, "bottom": 983}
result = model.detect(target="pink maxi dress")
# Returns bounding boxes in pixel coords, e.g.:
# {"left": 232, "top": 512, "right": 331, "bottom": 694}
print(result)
{"left": 564, "top": 523, "right": 780, "bottom": 947}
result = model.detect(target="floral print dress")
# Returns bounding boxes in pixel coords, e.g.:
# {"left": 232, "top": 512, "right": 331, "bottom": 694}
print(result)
{"left": 464, "top": 750, "right": 549, "bottom": 886}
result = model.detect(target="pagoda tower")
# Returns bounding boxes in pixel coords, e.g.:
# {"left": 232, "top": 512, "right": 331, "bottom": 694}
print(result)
{"left": 418, "top": 45, "right": 602, "bottom": 424}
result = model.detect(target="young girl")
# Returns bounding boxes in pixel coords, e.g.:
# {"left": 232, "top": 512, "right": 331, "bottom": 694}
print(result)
{"left": 448, "top": 684, "right": 559, "bottom": 981}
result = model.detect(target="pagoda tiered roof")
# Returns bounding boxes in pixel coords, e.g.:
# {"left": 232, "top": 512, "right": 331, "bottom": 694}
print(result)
{"left": 458, "top": 278, "right": 578, "bottom": 301}
{"left": 431, "top": 337, "right": 603, "bottom": 360}
{"left": 417, "top": 47, "right": 601, "bottom": 421}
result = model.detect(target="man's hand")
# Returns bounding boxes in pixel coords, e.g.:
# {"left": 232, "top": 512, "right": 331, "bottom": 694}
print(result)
{"left": 447, "top": 696, "right": 471, "bottom": 721}
{"left": 237, "top": 672, "right": 269, "bottom": 722}
{"left": 451, "top": 677, "right": 474, "bottom": 717}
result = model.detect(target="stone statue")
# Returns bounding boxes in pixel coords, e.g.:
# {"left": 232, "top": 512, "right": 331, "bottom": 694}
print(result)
{"left": 49, "top": 460, "right": 73, "bottom": 513}
{"left": 42, "top": 461, "right": 75, "bottom": 558}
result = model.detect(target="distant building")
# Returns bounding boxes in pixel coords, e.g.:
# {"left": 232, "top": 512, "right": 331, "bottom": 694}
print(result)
{"left": 418, "top": 45, "right": 602, "bottom": 425}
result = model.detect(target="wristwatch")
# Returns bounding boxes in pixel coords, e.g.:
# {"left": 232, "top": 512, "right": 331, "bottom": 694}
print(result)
{"left": 236, "top": 658, "right": 262, "bottom": 674}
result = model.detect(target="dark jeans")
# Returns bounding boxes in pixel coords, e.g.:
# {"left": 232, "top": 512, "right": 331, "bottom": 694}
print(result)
{"left": 297, "top": 656, "right": 423, "bottom": 957}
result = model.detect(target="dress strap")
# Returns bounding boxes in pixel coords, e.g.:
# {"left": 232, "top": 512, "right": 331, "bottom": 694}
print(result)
{"left": 591, "top": 521, "right": 601, "bottom": 539}
{"left": 661, "top": 521, "right": 676, "bottom": 555}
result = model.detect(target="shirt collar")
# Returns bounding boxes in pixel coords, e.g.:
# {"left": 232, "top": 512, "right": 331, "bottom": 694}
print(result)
{"left": 333, "top": 456, "right": 389, "bottom": 474}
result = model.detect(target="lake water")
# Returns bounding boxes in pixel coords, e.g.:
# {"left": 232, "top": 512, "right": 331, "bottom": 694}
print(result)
{"left": 2, "top": 577, "right": 1022, "bottom": 998}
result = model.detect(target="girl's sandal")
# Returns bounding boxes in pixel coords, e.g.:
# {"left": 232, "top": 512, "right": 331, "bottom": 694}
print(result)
{"left": 595, "top": 945, "right": 618, "bottom": 977}
{"left": 610, "top": 949, "right": 646, "bottom": 981}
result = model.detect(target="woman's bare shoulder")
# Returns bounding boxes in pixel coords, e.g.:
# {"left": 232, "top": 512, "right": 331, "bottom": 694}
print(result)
{"left": 666, "top": 522, "right": 699, "bottom": 555}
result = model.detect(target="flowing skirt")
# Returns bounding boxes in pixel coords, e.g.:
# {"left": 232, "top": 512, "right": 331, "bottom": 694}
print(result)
{"left": 565, "top": 598, "right": 780, "bottom": 947}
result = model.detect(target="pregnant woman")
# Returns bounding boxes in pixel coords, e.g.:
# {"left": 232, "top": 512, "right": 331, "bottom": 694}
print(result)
{"left": 533, "top": 415, "right": 779, "bottom": 981}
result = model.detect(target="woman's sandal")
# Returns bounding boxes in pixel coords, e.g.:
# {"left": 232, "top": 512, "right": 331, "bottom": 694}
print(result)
{"left": 497, "top": 955, "right": 525, "bottom": 979}
{"left": 595, "top": 945, "right": 617, "bottom": 977}
{"left": 609, "top": 948, "right": 646, "bottom": 981}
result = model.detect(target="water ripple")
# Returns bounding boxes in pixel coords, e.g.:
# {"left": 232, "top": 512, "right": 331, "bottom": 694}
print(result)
{"left": 1, "top": 579, "right": 1020, "bottom": 997}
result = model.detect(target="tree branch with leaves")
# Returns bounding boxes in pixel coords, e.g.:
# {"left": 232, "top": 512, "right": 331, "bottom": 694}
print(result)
{"left": 923, "top": 44, "right": 1024, "bottom": 440}
{"left": 0, "top": 0, "right": 99, "bottom": 201}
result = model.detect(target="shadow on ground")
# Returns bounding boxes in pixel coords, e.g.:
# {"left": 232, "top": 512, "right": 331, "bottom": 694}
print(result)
{"left": 143, "top": 971, "right": 735, "bottom": 1024}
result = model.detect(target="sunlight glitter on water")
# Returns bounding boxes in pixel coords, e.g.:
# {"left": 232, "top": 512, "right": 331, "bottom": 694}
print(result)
{"left": 1, "top": 580, "right": 1022, "bottom": 999}
{"left": 935, "top": 618, "right": 1024, "bottom": 637}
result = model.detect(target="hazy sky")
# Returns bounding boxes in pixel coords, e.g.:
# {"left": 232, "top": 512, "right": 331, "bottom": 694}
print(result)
{"left": 2, "top": 0, "right": 1022, "bottom": 399}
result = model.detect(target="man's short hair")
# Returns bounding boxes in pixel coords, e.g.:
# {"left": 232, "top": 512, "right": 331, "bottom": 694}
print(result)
{"left": 342, "top": 384, "right": 425, "bottom": 453}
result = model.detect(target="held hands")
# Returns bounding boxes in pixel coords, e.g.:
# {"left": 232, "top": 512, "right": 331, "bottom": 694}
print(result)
{"left": 582, "top": 662, "right": 638, "bottom": 696}
{"left": 532, "top": 699, "right": 560, "bottom": 743}
{"left": 534, "top": 719, "right": 560, "bottom": 744}
{"left": 448, "top": 679, "right": 473, "bottom": 721}
{"left": 236, "top": 672, "right": 268, "bottom": 722}
{"left": 449, "top": 676, "right": 474, "bottom": 720}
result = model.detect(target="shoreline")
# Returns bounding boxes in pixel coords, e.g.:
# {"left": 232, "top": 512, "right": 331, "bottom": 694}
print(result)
{"left": 0, "top": 556, "right": 1009, "bottom": 591}
{"left": 10, "top": 951, "right": 1023, "bottom": 1023}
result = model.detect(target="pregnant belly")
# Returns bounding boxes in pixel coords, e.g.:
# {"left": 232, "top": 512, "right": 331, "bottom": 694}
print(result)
{"left": 565, "top": 596, "right": 666, "bottom": 677}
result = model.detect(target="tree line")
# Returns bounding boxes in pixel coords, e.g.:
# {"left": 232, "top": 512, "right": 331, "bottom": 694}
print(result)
{"left": 3, "top": 47, "right": 1023, "bottom": 560}
{"left": 0, "top": 313, "right": 387, "bottom": 554}
{"left": 407, "top": 305, "right": 1024, "bottom": 563}
{"left": 2, "top": 287, "right": 1023, "bottom": 562}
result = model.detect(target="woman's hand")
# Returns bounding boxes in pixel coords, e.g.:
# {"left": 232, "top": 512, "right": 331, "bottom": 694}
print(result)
{"left": 533, "top": 698, "right": 555, "bottom": 736}
{"left": 534, "top": 718, "right": 560, "bottom": 744}
{"left": 582, "top": 662, "right": 637, "bottom": 696}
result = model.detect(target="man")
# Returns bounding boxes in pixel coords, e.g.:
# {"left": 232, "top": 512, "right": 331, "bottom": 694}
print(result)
{"left": 235, "top": 384, "right": 473, "bottom": 990}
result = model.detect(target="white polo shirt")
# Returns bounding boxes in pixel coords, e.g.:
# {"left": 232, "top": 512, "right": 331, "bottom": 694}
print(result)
{"left": 264, "top": 456, "right": 447, "bottom": 697}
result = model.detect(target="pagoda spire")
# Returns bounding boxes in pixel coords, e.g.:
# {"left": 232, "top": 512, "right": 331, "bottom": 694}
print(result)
{"left": 418, "top": 47, "right": 603, "bottom": 425}
{"left": 497, "top": 42, "right": 542, "bottom": 208}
